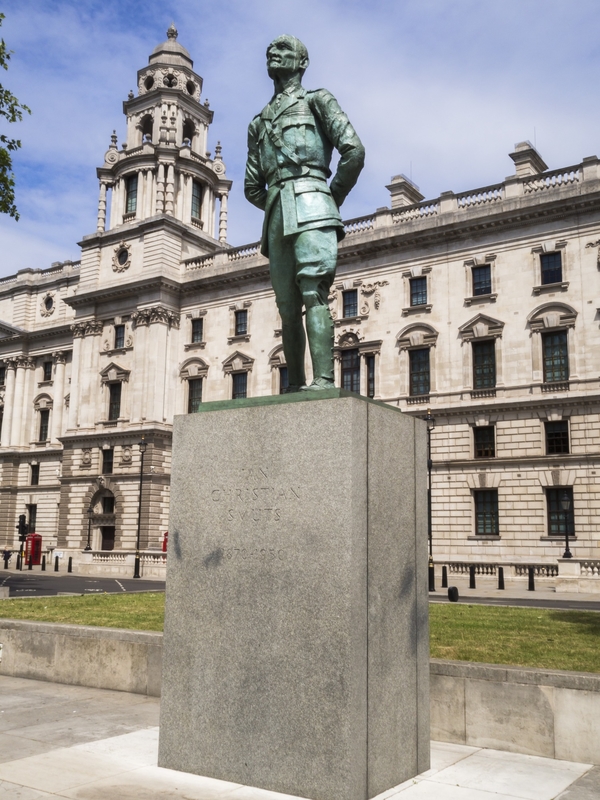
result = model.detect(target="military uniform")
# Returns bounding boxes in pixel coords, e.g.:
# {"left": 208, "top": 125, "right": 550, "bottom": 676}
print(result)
{"left": 245, "top": 84, "right": 364, "bottom": 387}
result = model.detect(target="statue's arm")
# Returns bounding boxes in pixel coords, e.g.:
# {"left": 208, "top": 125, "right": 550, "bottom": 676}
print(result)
{"left": 310, "top": 90, "right": 365, "bottom": 208}
{"left": 244, "top": 118, "right": 268, "bottom": 211}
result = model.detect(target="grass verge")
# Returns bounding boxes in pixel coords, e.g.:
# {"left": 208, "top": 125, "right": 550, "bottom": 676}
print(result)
{"left": 0, "top": 592, "right": 165, "bottom": 631}
{"left": 0, "top": 595, "right": 598, "bottom": 673}
{"left": 430, "top": 603, "right": 600, "bottom": 673}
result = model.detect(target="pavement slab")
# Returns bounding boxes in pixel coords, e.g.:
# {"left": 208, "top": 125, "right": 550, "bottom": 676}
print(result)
{"left": 0, "top": 675, "right": 595, "bottom": 800}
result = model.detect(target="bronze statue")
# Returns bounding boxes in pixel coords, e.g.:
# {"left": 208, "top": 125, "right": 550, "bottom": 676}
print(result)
{"left": 245, "top": 35, "right": 365, "bottom": 391}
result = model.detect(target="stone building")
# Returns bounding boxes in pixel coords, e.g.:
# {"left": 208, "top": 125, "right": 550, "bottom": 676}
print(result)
{"left": 0, "top": 29, "right": 599, "bottom": 586}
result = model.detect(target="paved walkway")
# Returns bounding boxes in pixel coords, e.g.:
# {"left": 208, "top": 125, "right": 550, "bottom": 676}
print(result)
{"left": 0, "top": 676, "right": 597, "bottom": 799}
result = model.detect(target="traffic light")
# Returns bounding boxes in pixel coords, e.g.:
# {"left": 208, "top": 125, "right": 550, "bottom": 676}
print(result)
{"left": 17, "top": 514, "right": 27, "bottom": 542}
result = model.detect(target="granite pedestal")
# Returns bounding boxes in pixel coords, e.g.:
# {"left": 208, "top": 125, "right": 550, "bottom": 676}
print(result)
{"left": 159, "top": 390, "right": 430, "bottom": 800}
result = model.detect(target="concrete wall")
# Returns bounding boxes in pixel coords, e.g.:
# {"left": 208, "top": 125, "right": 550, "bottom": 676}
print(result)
{"left": 431, "top": 659, "right": 600, "bottom": 766}
{"left": 0, "top": 619, "right": 598, "bottom": 767}
{"left": 0, "top": 619, "right": 162, "bottom": 696}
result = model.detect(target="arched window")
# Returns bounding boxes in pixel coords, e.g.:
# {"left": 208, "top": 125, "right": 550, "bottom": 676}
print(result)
{"left": 141, "top": 114, "right": 153, "bottom": 142}
{"left": 182, "top": 119, "right": 195, "bottom": 147}
{"left": 396, "top": 324, "right": 439, "bottom": 404}
{"left": 527, "top": 303, "right": 577, "bottom": 389}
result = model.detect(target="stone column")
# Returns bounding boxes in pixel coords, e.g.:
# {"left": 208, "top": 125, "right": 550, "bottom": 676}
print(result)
{"left": 10, "top": 357, "right": 31, "bottom": 447}
{"left": 68, "top": 324, "right": 86, "bottom": 430}
{"left": 200, "top": 183, "right": 210, "bottom": 230}
{"left": 165, "top": 164, "right": 175, "bottom": 215}
{"left": 1, "top": 359, "right": 16, "bottom": 447}
{"left": 97, "top": 182, "right": 107, "bottom": 232}
{"left": 51, "top": 351, "right": 67, "bottom": 442}
{"left": 79, "top": 321, "right": 103, "bottom": 428}
{"left": 156, "top": 164, "right": 165, "bottom": 214}
{"left": 145, "top": 169, "right": 153, "bottom": 218}
{"left": 135, "top": 171, "right": 143, "bottom": 220}
{"left": 218, "top": 192, "right": 228, "bottom": 243}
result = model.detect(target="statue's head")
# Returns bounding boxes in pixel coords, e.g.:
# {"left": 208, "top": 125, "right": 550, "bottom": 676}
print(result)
{"left": 266, "top": 35, "right": 309, "bottom": 81}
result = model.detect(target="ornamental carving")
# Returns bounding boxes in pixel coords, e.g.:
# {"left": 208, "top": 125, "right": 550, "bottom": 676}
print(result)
{"left": 15, "top": 356, "right": 35, "bottom": 369}
{"left": 81, "top": 448, "right": 92, "bottom": 467}
{"left": 361, "top": 281, "right": 389, "bottom": 310}
{"left": 121, "top": 446, "right": 132, "bottom": 464}
{"left": 40, "top": 292, "right": 56, "bottom": 317}
{"left": 131, "top": 307, "right": 180, "bottom": 329}
{"left": 71, "top": 320, "right": 103, "bottom": 338}
{"left": 112, "top": 241, "right": 132, "bottom": 273}
{"left": 52, "top": 350, "right": 67, "bottom": 364}
{"left": 585, "top": 239, "right": 600, "bottom": 267}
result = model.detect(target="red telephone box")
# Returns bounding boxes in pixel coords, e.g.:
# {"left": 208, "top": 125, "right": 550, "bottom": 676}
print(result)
{"left": 162, "top": 531, "right": 168, "bottom": 552}
{"left": 25, "top": 533, "right": 42, "bottom": 566}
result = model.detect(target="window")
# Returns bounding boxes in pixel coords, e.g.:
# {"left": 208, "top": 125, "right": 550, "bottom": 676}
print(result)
{"left": 341, "top": 348, "right": 360, "bottom": 393}
{"left": 474, "top": 426, "right": 495, "bottom": 458}
{"left": 410, "top": 277, "right": 427, "bottom": 307}
{"left": 191, "top": 318, "right": 203, "bottom": 343}
{"left": 409, "top": 348, "right": 430, "bottom": 396}
{"left": 279, "top": 366, "right": 289, "bottom": 395}
{"left": 546, "top": 488, "right": 574, "bottom": 536}
{"left": 27, "top": 504, "right": 37, "bottom": 533}
{"left": 125, "top": 174, "right": 138, "bottom": 214}
{"left": 0, "top": 365, "right": 5, "bottom": 386}
{"left": 114, "top": 325, "right": 125, "bottom": 349}
{"left": 191, "top": 180, "right": 202, "bottom": 219}
{"left": 235, "top": 310, "right": 248, "bottom": 336}
{"left": 343, "top": 289, "right": 358, "bottom": 318}
{"left": 102, "top": 496, "right": 115, "bottom": 514}
{"left": 188, "top": 378, "right": 203, "bottom": 413}
{"left": 474, "top": 490, "right": 498, "bottom": 535}
{"left": 102, "top": 448, "right": 114, "bottom": 474}
{"left": 42, "top": 361, "right": 52, "bottom": 382}
{"left": 472, "top": 340, "right": 496, "bottom": 389}
{"left": 38, "top": 409, "right": 49, "bottom": 441}
{"left": 30, "top": 464, "right": 40, "bottom": 485}
{"left": 472, "top": 265, "right": 491, "bottom": 296}
{"left": 366, "top": 354, "right": 375, "bottom": 399}
{"left": 232, "top": 372, "right": 247, "bottom": 400}
{"left": 108, "top": 383, "right": 121, "bottom": 420}
{"left": 541, "top": 252, "right": 562, "bottom": 285}
{"left": 545, "top": 421, "right": 569, "bottom": 455}
{"left": 542, "top": 330, "right": 568, "bottom": 383}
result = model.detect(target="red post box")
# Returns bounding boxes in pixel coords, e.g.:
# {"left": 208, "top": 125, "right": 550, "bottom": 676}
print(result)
{"left": 162, "top": 531, "right": 168, "bottom": 552}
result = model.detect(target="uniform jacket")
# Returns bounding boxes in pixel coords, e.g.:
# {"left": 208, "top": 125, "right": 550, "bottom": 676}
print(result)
{"left": 245, "top": 85, "right": 365, "bottom": 257}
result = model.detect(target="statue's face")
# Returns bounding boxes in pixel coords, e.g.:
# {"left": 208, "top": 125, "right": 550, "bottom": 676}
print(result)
{"left": 266, "top": 37, "right": 308, "bottom": 80}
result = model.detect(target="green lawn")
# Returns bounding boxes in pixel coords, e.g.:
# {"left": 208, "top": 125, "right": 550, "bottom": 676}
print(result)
{"left": 0, "top": 594, "right": 598, "bottom": 673}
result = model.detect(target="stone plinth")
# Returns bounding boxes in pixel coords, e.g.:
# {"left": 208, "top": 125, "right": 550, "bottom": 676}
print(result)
{"left": 159, "top": 390, "right": 429, "bottom": 800}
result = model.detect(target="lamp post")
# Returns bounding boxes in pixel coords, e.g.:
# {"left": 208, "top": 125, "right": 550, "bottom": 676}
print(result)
{"left": 133, "top": 435, "right": 147, "bottom": 579}
{"left": 84, "top": 503, "right": 93, "bottom": 551}
{"left": 426, "top": 408, "right": 436, "bottom": 592}
{"left": 561, "top": 489, "right": 572, "bottom": 559}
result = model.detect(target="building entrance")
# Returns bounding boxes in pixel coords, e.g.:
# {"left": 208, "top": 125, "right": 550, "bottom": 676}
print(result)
{"left": 101, "top": 526, "right": 115, "bottom": 551}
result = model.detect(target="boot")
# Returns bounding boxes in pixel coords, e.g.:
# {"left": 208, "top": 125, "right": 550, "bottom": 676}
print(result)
{"left": 281, "top": 320, "right": 306, "bottom": 390}
{"left": 302, "top": 305, "right": 334, "bottom": 390}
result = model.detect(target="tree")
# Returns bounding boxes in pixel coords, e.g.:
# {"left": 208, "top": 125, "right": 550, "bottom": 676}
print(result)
{"left": 0, "top": 12, "right": 30, "bottom": 220}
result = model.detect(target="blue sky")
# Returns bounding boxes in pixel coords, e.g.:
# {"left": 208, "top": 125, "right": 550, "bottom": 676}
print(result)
{"left": 2, "top": 0, "right": 600, "bottom": 277}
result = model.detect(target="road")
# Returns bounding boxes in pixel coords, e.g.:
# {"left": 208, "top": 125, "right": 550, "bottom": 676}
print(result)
{"left": 429, "top": 592, "right": 600, "bottom": 612}
{"left": 0, "top": 571, "right": 165, "bottom": 597}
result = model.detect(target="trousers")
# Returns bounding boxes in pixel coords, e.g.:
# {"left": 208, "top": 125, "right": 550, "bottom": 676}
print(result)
{"left": 267, "top": 197, "right": 338, "bottom": 387}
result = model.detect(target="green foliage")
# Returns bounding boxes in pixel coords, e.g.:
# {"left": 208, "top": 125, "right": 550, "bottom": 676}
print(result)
{"left": 0, "top": 12, "right": 31, "bottom": 220}
{"left": 430, "top": 603, "right": 600, "bottom": 674}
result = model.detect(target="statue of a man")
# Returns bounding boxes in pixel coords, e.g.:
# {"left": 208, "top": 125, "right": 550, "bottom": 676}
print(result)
{"left": 245, "top": 35, "right": 365, "bottom": 391}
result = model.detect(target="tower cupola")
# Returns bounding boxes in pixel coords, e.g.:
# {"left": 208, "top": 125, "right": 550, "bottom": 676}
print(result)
{"left": 94, "top": 26, "right": 231, "bottom": 243}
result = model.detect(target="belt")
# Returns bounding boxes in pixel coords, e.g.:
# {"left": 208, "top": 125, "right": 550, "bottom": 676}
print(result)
{"left": 268, "top": 165, "right": 330, "bottom": 185}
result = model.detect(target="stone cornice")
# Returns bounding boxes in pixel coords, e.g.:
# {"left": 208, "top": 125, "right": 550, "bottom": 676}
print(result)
{"left": 402, "top": 392, "right": 600, "bottom": 421}
{"left": 78, "top": 212, "right": 223, "bottom": 252}
{"left": 65, "top": 276, "right": 182, "bottom": 308}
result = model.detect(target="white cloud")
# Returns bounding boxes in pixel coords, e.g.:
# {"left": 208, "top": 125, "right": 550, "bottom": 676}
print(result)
{"left": 1, "top": 0, "right": 600, "bottom": 276}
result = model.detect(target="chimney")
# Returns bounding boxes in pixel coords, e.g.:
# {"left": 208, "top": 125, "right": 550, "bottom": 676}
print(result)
{"left": 509, "top": 141, "right": 548, "bottom": 177}
{"left": 386, "top": 174, "right": 425, "bottom": 208}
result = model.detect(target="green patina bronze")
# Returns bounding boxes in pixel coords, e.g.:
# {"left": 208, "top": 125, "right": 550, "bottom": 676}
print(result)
{"left": 245, "top": 35, "right": 365, "bottom": 391}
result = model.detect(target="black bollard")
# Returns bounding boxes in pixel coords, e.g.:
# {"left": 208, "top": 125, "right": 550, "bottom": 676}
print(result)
{"left": 28, "top": 556, "right": 33, "bottom": 571}
{"left": 469, "top": 564, "right": 476, "bottom": 589}
{"left": 3, "top": 554, "right": 9, "bottom": 569}
{"left": 16, "top": 554, "right": 22, "bottom": 571}
{"left": 41, "top": 555, "right": 46, "bottom": 572}
{"left": 54, "top": 555, "right": 59, "bottom": 572}
{"left": 498, "top": 566, "right": 505, "bottom": 590}
{"left": 441, "top": 565, "right": 448, "bottom": 588}
{"left": 448, "top": 586, "right": 459, "bottom": 602}
{"left": 428, "top": 559, "right": 435, "bottom": 592}
{"left": 528, "top": 566, "right": 535, "bottom": 592}
{"left": 68, "top": 556, "right": 73, "bottom": 573}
